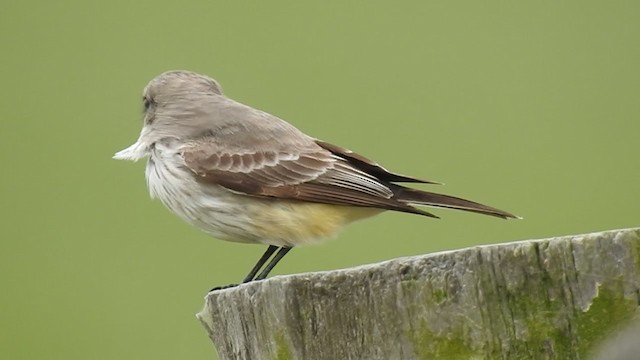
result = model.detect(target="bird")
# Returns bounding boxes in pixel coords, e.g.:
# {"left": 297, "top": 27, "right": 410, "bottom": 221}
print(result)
{"left": 114, "top": 70, "right": 519, "bottom": 290}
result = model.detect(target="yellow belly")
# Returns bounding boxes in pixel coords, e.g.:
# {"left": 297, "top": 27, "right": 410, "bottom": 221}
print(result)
{"left": 246, "top": 200, "right": 383, "bottom": 246}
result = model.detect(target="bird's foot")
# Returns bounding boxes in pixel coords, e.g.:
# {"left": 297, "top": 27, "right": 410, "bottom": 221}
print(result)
{"left": 208, "top": 283, "right": 239, "bottom": 292}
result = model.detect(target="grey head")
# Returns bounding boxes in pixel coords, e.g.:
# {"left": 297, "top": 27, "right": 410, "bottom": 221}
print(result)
{"left": 113, "top": 70, "right": 224, "bottom": 161}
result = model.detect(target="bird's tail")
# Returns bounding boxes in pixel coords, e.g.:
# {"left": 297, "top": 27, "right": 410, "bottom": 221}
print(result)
{"left": 391, "top": 185, "right": 520, "bottom": 219}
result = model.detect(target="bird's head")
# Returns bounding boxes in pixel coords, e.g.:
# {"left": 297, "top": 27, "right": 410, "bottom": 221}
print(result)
{"left": 113, "top": 70, "right": 223, "bottom": 161}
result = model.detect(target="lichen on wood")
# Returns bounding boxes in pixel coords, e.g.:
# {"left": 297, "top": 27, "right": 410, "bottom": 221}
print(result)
{"left": 198, "top": 228, "right": 640, "bottom": 360}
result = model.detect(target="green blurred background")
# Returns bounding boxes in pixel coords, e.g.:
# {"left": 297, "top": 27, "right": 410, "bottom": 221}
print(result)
{"left": 1, "top": 1, "right": 638, "bottom": 359}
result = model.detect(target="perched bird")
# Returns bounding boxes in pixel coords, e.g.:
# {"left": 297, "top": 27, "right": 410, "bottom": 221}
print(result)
{"left": 114, "top": 70, "right": 518, "bottom": 289}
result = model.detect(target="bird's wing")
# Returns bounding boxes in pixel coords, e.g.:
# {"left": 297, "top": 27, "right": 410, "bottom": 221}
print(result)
{"left": 314, "top": 140, "right": 441, "bottom": 184}
{"left": 181, "top": 140, "right": 435, "bottom": 217}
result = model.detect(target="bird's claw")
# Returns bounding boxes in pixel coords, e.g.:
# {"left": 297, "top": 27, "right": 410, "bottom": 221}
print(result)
{"left": 208, "top": 283, "right": 239, "bottom": 292}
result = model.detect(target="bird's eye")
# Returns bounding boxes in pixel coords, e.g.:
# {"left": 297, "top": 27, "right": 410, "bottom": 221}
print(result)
{"left": 142, "top": 96, "right": 151, "bottom": 111}
{"left": 142, "top": 96, "right": 156, "bottom": 124}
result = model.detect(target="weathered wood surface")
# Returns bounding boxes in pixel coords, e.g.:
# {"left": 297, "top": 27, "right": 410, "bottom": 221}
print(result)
{"left": 198, "top": 228, "right": 640, "bottom": 360}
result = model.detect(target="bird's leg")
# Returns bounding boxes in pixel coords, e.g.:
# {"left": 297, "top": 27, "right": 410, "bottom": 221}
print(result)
{"left": 242, "top": 245, "right": 279, "bottom": 283}
{"left": 255, "top": 246, "right": 292, "bottom": 280}
{"left": 209, "top": 245, "right": 289, "bottom": 292}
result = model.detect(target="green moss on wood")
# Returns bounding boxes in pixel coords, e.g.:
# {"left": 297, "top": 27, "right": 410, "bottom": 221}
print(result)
{"left": 271, "top": 331, "right": 293, "bottom": 360}
{"left": 409, "top": 319, "right": 478, "bottom": 360}
{"left": 632, "top": 229, "right": 640, "bottom": 276}
{"left": 576, "top": 282, "right": 638, "bottom": 356}
{"left": 431, "top": 288, "right": 448, "bottom": 305}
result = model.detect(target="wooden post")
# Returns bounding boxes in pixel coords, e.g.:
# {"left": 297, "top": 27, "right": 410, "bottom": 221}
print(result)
{"left": 198, "top": 228, "right": 640, "bottom": 360}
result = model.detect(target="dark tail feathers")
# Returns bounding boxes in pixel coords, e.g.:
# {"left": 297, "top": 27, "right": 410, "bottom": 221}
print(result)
{"left": 391, "top": 185, "right": 520, "bottom": 220}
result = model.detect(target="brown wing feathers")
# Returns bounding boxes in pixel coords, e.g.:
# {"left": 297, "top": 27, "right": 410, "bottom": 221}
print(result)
{"left": 260, "top": 183, "right": 438, "bottom": 218}
{"left": 315, "top": 140, "right": 441, "bottom": 184}
{"left": 183, "top": 146, "right": 436, "bottom": 217}
{"left": 182, "top": 140, "right": 517, "bottom": 219}
{"left": 184, "top": 150, "right": 324, "bottom": 193}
